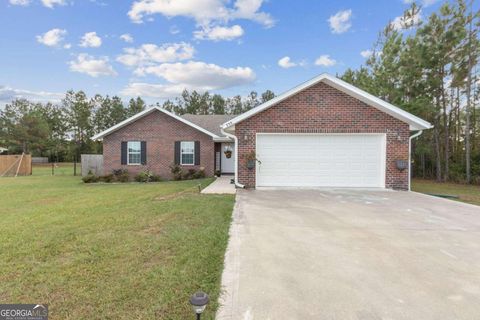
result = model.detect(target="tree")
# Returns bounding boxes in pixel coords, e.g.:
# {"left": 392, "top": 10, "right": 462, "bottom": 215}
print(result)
{"left": 243, "top": 91, "right": 260, "bottom": 112}
{"left": 261, "top": 90, "right": 275, "bottom": 103}
{"left": 341, "top": 0, "right": 480, "bottom": 184}
{"left": 127, "top": 97, "right": 146, "bottom": 117}
{"left": 0, "top": 99, "right": 51, "bottom": 154}
{"left": 211, "top": 94, "right": 226, "bottom": 114}
{"left": 63, "top": 90, "right": 94, "bottom": 158}
{"left": 94, "top": 95, "right": 127, "bottom": 132}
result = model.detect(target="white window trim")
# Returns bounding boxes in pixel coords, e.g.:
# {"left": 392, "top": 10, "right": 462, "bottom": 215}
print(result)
{"left": 180, "top": 141, "right": 195, "bottom": 166}
{"left": 127, "top": 141, "right": 141, "bottom": 166}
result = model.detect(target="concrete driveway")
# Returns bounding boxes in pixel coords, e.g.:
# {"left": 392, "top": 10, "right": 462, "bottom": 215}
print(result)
{"left": 217, "top": 189, "right": 480, "bottom": 320}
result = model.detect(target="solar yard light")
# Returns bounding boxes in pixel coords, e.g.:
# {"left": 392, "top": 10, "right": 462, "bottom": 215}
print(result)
{"left": 190, "top": 291, "right": 209, "bottom": 320}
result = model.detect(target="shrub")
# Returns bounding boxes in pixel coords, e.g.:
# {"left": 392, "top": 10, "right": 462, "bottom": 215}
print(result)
{"left": 99, "top": 174, "right": 114, "bottom": 183}
{"left": 150, "top": 174, "right": 162, "bottom": 182}
{"left": 214, "top": 170, "right": 221, "bottom": 177}
{"left": 82, "top": 170, "right": 98, "bottom": 183}
{"left": 182, "top": 170, "right": 193, "bottom": 180}
{"left": 170, "top": 163, "right": 183, "bottom": 181}
{"left": 135, "top": 171, "right": 150, "bottom": 183}
{"left": 135, "top": 170, "right": 161, "bottom": 183}
{"left": 113, "top": 169, "right": 129, "bottom": 182}
{"left": 193, "top": 168, "right": 206, "bottom": 179}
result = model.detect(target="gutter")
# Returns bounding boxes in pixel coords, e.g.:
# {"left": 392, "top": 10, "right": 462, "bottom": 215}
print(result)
{"left": 221, "top": 128, "right": 245, "bottom": 189}
{"left": 408, "top": 130, "right": 423, "bottom": 191}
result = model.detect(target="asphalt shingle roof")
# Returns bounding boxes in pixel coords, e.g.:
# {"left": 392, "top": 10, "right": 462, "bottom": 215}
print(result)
{"left": 180, "top": 114, "right": 236, "bottom": 137}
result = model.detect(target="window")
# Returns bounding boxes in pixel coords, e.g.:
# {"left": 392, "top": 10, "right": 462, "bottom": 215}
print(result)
{"left": 180, "top": 141, "right": 195, "bottom": 165}
{"left": 128, "top": 141, "right": 141, "bottom": 165}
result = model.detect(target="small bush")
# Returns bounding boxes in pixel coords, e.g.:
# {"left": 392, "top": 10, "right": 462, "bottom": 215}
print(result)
{"left": 214, "top": 170, "right": 221, "bottom": 177}
{"left": 135, "top": 171, "right": 149, "bottom": 183}
{"left": 99, "top": 174, "right": 114, "bottom": 183}
{"left": 169, "top": 163, "right": 206, "bottom": 180}
{"left": 135, "top": 170, "right": 161, "bottom": 183}
{"left": 82, "top": 170, "right": 98, "bottom": 183}
{"left": 113, "top": 169, "right": 129, "bottom": 182}
{"left": 193, "top": 168, "right": 206, "bottom": 179}
{"left": 150, "top": 174, "right": 162, "bottom": 182}
{"left": 170, "top": 163, "right": 183, "bottom": 181}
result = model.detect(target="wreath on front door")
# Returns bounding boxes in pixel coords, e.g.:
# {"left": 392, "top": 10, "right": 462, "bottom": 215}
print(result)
{"left": 224, "top": 146, "right": 233, "bottom": 159}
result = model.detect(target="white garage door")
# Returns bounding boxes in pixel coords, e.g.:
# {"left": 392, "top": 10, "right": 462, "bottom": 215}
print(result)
{"left": 256, "top": 134, "right": 386, "bottom": 188}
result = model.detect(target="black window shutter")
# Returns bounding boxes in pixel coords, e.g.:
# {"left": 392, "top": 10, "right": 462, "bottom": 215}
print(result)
{"left": 141, "top": 141, "right": 147, "bottom": 165}
{"left": 121, "top": 141, "right": 127, "bottom": 165}
{"left": 174, "top": 141, "right": 180, "bottom": 165}
{"left": 194, "top": 141, "right": 200, "bottom": 165}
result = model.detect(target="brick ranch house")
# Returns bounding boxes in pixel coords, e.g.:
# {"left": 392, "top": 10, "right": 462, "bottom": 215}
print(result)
{"left": 93, "top": 73, "right": 432, "bottom": 190}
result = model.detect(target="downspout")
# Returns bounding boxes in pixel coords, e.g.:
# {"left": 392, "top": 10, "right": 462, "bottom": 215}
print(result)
{"left": 409, "top": 130, "right": 423, "bottom": 191}
{"left": 221, "top": 127, "right": 245, "bottom": 189}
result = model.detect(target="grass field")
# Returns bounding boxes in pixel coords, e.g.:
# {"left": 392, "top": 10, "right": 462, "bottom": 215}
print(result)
{"left": 0, "top": 172, "right": 235, "bottom": 319}
{"left": 412, "top": 179, "right": 480, "bottom": 206}
{"left": 32, "top": 163, "right": 76, "bottom": 176}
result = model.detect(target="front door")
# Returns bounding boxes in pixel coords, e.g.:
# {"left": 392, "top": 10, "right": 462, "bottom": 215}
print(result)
{"left": 221, "top": 143, "right": 235, "bottom": 174}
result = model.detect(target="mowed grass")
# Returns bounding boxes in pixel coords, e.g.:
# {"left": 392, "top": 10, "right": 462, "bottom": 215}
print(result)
{"left": 0, "top": 173, "right": 235, "bottom": 319}
{"left": 32, "top": 163, "right": 75, "bottom": 176}
{"left": 412, "top": 179, "right": 480, "bottom": 206}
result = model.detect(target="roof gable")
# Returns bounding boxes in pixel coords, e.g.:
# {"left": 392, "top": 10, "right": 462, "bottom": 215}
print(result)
{"left": 221, "top": 73, "right": 432, "bottom": 131}
{"left": 92, "top": 107, "right": 220, "bottom": 140}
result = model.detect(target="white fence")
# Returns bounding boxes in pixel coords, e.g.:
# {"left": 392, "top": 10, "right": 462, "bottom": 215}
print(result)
{"left": 81, "top": 154, "right": 104, "bottom": 177}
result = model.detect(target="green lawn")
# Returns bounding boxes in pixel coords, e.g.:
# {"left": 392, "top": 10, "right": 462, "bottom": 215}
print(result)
{"left": 412, "top": 179, "right": 480, "bottom": 206}
{"left": 0, "top": 174, "right": 235, "bottom": 319}
{"left": 33, "top": 163, "right": 76, "bottom": 176}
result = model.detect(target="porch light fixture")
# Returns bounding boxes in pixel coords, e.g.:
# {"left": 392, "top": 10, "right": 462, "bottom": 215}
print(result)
{"left": 190, "top": 291, "right": 209, "bottom": 320}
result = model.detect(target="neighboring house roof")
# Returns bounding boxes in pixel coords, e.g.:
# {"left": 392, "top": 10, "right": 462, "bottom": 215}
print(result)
{"left": 221, "top": 73, "right": 433, "bottom": 131}
{"left": 181, "top": 114, "right": 236, "bottom": 137}
{"left": 92, "top": 107, "right": 221, "bottom": 140}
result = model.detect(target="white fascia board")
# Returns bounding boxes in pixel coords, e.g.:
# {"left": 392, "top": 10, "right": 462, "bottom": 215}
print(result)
{"left": 221, "top": 73, "right": 433, "bottom": 131}
{"left": 92, "top": 107, "right": 219, "bottom": 140}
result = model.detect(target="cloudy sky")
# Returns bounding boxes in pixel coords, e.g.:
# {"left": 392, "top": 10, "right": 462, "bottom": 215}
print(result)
{"left": 0, "top": 0, "right": 445, "bottom": 106}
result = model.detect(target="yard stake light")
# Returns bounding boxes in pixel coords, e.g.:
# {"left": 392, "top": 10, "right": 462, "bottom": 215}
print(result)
{"left": 190, "top": 291, "right": 209, "bottom": 320}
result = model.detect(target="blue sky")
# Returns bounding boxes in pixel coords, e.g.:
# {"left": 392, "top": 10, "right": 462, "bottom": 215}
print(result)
{"left": 0, "top": 0, "right": 446, "bottom": 106}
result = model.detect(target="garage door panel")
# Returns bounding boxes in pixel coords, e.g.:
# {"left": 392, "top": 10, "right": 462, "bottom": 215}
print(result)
{"left": 256, "top": 134, "right": 385, "bottom": 188}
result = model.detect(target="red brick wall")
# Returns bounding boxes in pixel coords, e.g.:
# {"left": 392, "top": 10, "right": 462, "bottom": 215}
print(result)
{"left": 103, "top": 110, "right": 215, "bottom": 179}
{"left": 235, "top": 82, "right": 410, "bottom": 190}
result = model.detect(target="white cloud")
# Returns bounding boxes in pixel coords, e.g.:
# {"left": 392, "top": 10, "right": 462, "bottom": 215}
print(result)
{"left": 315, "top": 55, "right": 336, "bottom": 67}
{"left": 0, "top": 85, "right": 63, "bottom": 106}
{"left": 120, "top": 33, "right": 134, "bottom": 43}
{"left": 231, "top": 0, "right": 274, "bottom": 27}
{"left": 9, "top": 0, "right": 30, "bottom": 6}
{"left": 328, "top": 9, "right": 352, "bottom": 34}
{"left": 404, "top": 0, "right": 438, "bottom": 7}
{"left": 128, "top": 0, "right": 274, "bottom": 27}
{"left": 134, "top": 61, "right": 255, "bottom": 88}
{"left": 360, "top": 50, "right": 373, "bottom": 58}
{"left": 41, "top": 0, "right": 66, "bottom": 8}
{"left": 121, "top": 83, "right": 195, "bottom": 99}
{"left": 391, "top": 8, "right": 422, "bottom": 31}
{"left": 69, "top": 54, "right": 117, "bottom": 77}
{"left": 79, "top": 32, "right": 102, "bottom": 48}
{"left": 278, "top": 56, "right": 296, "bottom": 69}
{"left": 194, "top": 25, "right": 244, "bottom": 41}
{"left": 117, "top": 42, "right": 194, "bottom": 67}
{"left": 36, "top": 28, "right": 67, "bottom": 47}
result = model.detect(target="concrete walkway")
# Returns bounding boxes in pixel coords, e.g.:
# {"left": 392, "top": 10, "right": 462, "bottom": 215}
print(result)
{"left": 217, "top": 189, "right": 480, "bottom": 320}
{"left": 201, "top": 176, "right": 236, "bottom": 194}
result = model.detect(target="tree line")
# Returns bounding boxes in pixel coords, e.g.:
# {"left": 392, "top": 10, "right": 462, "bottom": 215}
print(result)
{"left": 0, "top": 89, "right": 275, "bottom": 161}
{"left": 341, "top": 0, "right": 479, "bottom": 184}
